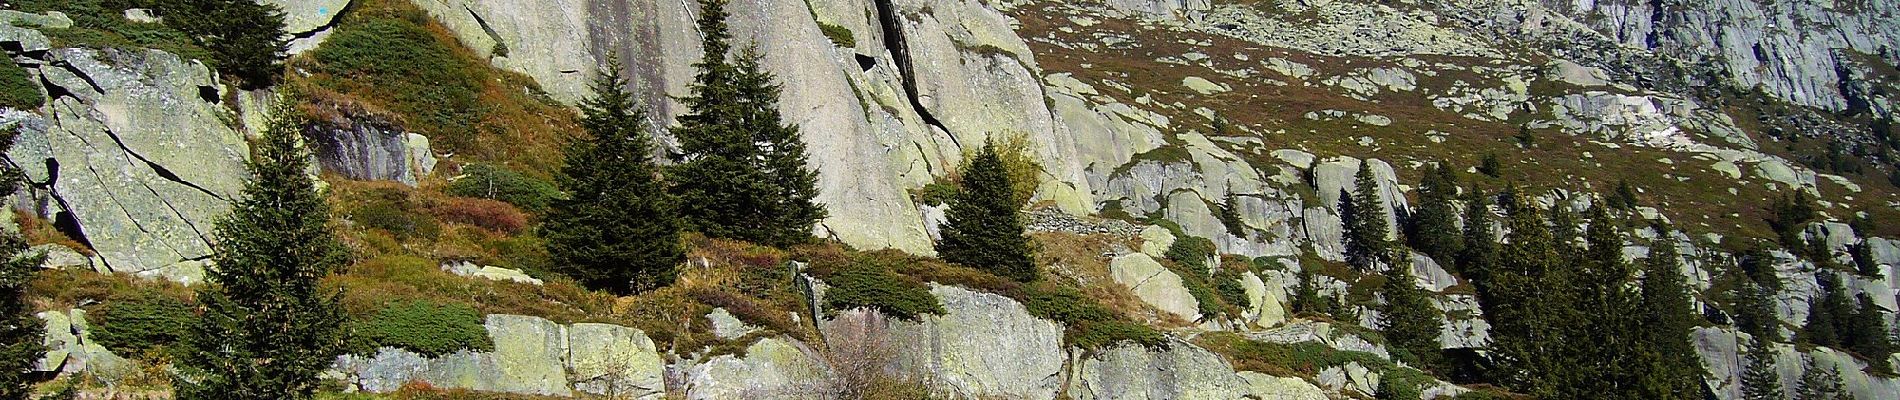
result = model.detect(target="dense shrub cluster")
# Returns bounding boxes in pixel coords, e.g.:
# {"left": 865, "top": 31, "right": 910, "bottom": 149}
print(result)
{"left": 91, "top": 289, "right": 196, "bottom": 357}
{"left": 446, "top": 164, "right": 562, "bottom": 213}
{"left": 822, "top": 261, "right": 944, "bottom": 321}
{"left": 0, "top": 59, "right": 43, "bottom": 110}
{"left": 1024, "top": 284, "right": 1165, "bottom": 349}
{"left": 350, "top": 300, "right": 494, "bottom": 357}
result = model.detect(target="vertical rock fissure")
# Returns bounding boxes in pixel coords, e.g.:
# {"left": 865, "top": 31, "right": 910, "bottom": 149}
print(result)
{"left": 871, "top": 0, "right": 954, "bottom": 146}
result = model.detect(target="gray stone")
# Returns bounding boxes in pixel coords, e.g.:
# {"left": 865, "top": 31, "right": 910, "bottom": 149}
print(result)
{"left": 1182, "top": 76, "right": 1228, "bottom": 94}
{"left": 261, "top": 0, "right": 351, "bottom": 35}
{"left": 1236, "top": 371, "right": 1327, "bottom": 400}
{"left": 417, "top": 315, "right": 572, "bottom": 396}
{"left": 123, "top": 9, "right": 160, "bottom": 24}
{"left": 333, "top": 347, "right": 431, "bottom": 393}
{"left": 1071, "top": 337, "right": 1248, "bottom": 400}
{"left": 567, "top": 323, "right": 665, "bottom": 398}
{"left": 35, "top": 310, "right": 130, "bottom": 382}
{"left": 0, "top": 10, "right": 71, "bottom": 28}
{"left": 6, "top": 48, "right": 248, "bottom": 276}
{"left": 1111, "top": 253, "right": 1201, "bottom": 321}
{"left": 30, "top": 244, "right": 90, "bottom": 270}
{"left": 707, "top": 308, "right": 759, "bottom": 340}
{"left": 684, "top": 337, "right": 826, "bottom": 399}
{"left": 879, "top": 285, "right": 1065, "bottom": 399}
{"left": 303, "top": 103, "right": 436, "bottom": 186}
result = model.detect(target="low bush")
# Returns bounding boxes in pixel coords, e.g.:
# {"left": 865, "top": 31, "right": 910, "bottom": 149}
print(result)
{"left": 0, "top": 58, "right": 43, "bottom": 110}
{"left": 348, "top": 187, "right": 441, "bottom": 240}
{"left": 429, "top": 197, "right": 529, "bottom": 234}
{"left": 819, "top": 22, "right": 856, "bottom": 48}
{"left": 1198, "top": 332, "right": 1386, "bottom": 376}
{"left": 446, "top": 164, "right": 562, "bottom": 213}
{"left": 351, "top": 300, "right": 494, "bottom": 357}
{"left": 1069, "top": 320, "right": 1167, "bottom": 351}
{"left": 822, "top": 261, "right": 944, "bottom": 321}
{"left": 90, "top": 289, "right": 196, "bottom": 357}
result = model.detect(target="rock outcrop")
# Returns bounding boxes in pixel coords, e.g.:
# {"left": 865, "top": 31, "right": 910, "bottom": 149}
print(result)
{"left": 683, "top": 337, "right": 827, "bottom": 400}
{"left": 886, "top": 285, "right": 1067, "bottom": 398}
{"left": 1110, "top": 252, "right": 1201, "bottom": 321}
{"left": 5, "top": 47, "right": 248, "bottom": 278}
{"left": 332, "top": 314, "right": 665, "bottom": 398}
{"left": 1068, "top": 338, "right": 1248, "bottom": 400}
{"left": 303, "top": 101, "right": 436, "bottom": 186}
{"left": 35, "top": 309, "right": 130, "bottom": 382}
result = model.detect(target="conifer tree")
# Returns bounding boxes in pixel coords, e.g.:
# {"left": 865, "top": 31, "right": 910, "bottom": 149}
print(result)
{"left": 1846, "top": 293, "right": 1894, "bottom": 373}
{"left": 1547, "top": 203, "right": 1582, "bottom": 259}
{"left": 1733, "top": 277, "right": 1781, "bottom": 341}
{"left": 672, "top": 0, "right": 826, "bottom": 247}
{"left": 1793, "top": 357, "right": 1849, "bottom": 400}
{"left": 1609, "top": 180, "right": 1640, "bottom": 211}
{"left": 1457, "top": 188, "right": 1498, "bottom": 282}
{"left": 1380, "top": 251, "right": 1445, "bottom": 371}
{"left": 1849, "top": 241, "right": 1882, "bottom": 279}
{"left": 1344, "top": 162, "right": 1390, "bottom": 271}
{"left": 1569, "top": 204, "right": 1644, "bottom": 399}
{"left": 1805, "top": 271, "right": 1851, "bottom": 348}
{"left": 1769, "top": 191, "right": 1818, "bottom": 249}
{"left": 1294, "top": 265, "right": 1326, "bottom": 316}
{"left": 1408, "top": 162, "right": 1462, "bottom": 263}
{"left": 1740, "top": 336, "right": 1784, "bottom": 400}
{"left": 157, "top": 0, "right": 290, "bottom": 87}
{"left": 1636, "top": 235, "right": 1707, "bottom": 400}
{"left": 0, "top": 127, "right": 44, "bottom": 400}
{"left": 937, "top": 140, "right": 1036, "bottom": 282}
{"left": 175, "top": 99, "right": 349, "bottom": 400}
{"left": 545, "top": 57, "right": 684, "bottom": 294}
{"left": 1475, "top": 186, "right": 1572, "bottom": 397}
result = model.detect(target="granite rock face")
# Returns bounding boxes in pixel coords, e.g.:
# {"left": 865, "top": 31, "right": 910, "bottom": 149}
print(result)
{"left": 4, "top": 48, "right": 248, "bottom": 278}
{"left": 331, "top": 314, "right": 665, "bottom": 398}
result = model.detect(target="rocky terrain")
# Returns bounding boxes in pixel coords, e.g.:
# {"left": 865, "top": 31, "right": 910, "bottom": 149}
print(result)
{"left": 2, "top": 0, "right": 1898, "bottom": 399}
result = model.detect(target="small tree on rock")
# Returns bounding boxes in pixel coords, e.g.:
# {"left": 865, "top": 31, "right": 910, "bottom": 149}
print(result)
{"left": 1343, "top": 162, "right": 1391, "bottom": 271}
{"left": 937, "top": 140, "right": 1036, "bottom": 282}
{"left": 1740, "top": 336, "right": 1784, "bottom": 400}
{"left": 1380, "top": 251, "right": 1444, "bottom": 371}
{"left": 1408, "top": 162, "right": 1462, "bottom": 263}
{"left": 0, "top": 126, "right": 44, "bottom": 400}
{"left": 1793, "top": 357, "right": 1850, "bottom": 400}
{"left": 1635, "top": 234, "right": 1708, "bottom": 400}
{"left": 545, "top": 57, "right": 684, "bottom": 294}
{"left": 175, "top": 98, "right": 349, "bottom": 400}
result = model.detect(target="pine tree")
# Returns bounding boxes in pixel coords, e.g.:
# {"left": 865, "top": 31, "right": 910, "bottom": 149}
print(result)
{"left": 1566, "top": 204, "right": 1645, "bottom": 399}
{"left": 672, "top": 0, "right": 826, "bottom": 247}
{"left": 157, "top": 0, "right": 290, "bottom": 87}
{"left": 1547, "top": 203, "right": 1582, "bottom": 259}
{"left": 1804, "top": 271, "right": 1851, "bottom": 348}
{"left": 1344, "top": 162, "right": 1391, "bottom": 271}
{"left": 1769, "top": 191, "right": 1818, "bottom": 249}
{"left": 936, "top": 140, "right": 1036, "bottom": 282}
{"left": 0, "top": 127, "right": 44, "bottom": 400}
{"left": 1294, "top": 265, "right": 1326, "bottom": 316}
{"left": 545, "top": 57, "right": 685, "bottom": 294}
{"left": 1636, "top": 235, "right": 1708, "bottom": 400}
{"left": 1733, "top": 277, "right": 1781, "bottom": 341}
{"left": 1408, "top": 162, "right": 1462, "bottom": 263}
{"left": 1380, "top": 251, "right": 1445, "bottom": 371}
{"left": 1793, "top": 357, "right": 1849, "bottom": 400}
{"left": 1457, "top": 188, "right": 1499, "bottom": 283}
{"left": 1217, "top": 192, "right": 1247, "bottom": 237}
{"left": 1849, "top": 241, "right": 1882, "bottom": 279}
{"left": 1375, "top": 373, "right": 1423, "bottom": 400}
{"left": 1846, "top": 293, "right": 1894, "bottom": 373}
{"left": 1475, "top": 186, "right": 1573, "bottom": 397}
{"left": 1478, "top": 153, "right": 1503, "bottom": 178}
{"left": 734, "top": 46, "right": 826, "bottom": 246}
{"left": 1740, "top": 336, "right": 1784, "bottom": 400}
{"left": 1609, "top": 180, "right": 1640, "bottom": 211}
{"left": 175, "top": 98, "right": 349, "bottom": 400}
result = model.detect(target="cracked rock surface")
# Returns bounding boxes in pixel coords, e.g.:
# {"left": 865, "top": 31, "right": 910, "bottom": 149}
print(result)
{"left": 5, "top": 48, "right": 248, "bottom": 276}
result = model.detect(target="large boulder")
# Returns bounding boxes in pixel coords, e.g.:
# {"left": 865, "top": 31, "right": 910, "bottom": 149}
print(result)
{"left": 302, "top": 101, "right": 436, "bottom": 186}
{"left": 1070, "top": 337, "right": 1249, "bottom": 400}
{"left": 35, "top": 310, "right": 130, "bottom": 382}
{"left": 261, "top": 0, "right": 350, "bottom": 35}
{"left": 684, "top": 337, "right": 827, "bottom": 400}
{"left": 1693, "top": 327, "right": 1900, "bottom": 400}
{"left": 331, "top": 315, "right": 667, "bottom": 398}
{"left": 6, "top": 48, "right": 248, "bottom": 278}
{"left": 886, "top": 285, "right": 1066, "bottom": 399}
{"left": 567, "top": 323, "right": 665, "bottom": 398}
{"left": 1110, "top": 253, "right": 1201, "bottom": 321}
{"left": 1312, "top": 157, "right": 1406, "bottom": 241}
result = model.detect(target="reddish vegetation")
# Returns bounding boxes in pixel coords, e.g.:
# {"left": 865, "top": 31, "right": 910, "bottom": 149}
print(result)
{"left": 429, "top": 197, "right": 530, "bottom": 234}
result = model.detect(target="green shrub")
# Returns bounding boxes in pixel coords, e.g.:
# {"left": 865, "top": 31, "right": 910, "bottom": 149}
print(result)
{"left": 350, "top": 188, "right": 441, "bottom": 240}
{"left": 0, "top": 58, "right": 44, "bottom": 110}
{"left": 1069, "top": 320, "right": 1167, "bottom": 350}
{"left": 310, "top": 12, "right": 482, "bottom": 151}
{"left": 1213, "top": 269, "right": 1251, "bottom": 309}
{"left": 1024, "top": 285, "right": 1115, "bottom": 323}
{"left": 446, "top": 164, "right": 562, "bottom": 213}
{"left": 823, "top": 261, "right": 944, "bottom": 321}
{"left": 818, "top": 22, "right": 855, "bottom": 48}
{"left": 1165, "top": 236, "right": 1218, "bottom": 269}
{"left": 91, "top": 290, "right": 196, "bottom": 357}
{"left": 352, "top": 300, "right": 494, "bottom": 357}
{"left": 911, "top": 181, "right": 959, "bottom": 206}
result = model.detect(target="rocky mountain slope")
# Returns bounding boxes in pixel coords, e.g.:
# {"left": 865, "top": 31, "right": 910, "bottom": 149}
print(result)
{"left": 2, "top": 0, "right": 1898, "bottom": 399}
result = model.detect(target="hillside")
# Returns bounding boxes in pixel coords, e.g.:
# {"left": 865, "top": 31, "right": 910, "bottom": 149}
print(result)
{"left": 0, "top": 0, "right": 1897, "bottom": 399}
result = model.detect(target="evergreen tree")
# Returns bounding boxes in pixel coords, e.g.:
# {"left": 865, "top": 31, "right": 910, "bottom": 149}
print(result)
{"left": 1474, "top": 186, "right": 1573, "bottom": 397}
{"left": 671, "top": 0, "right": 826, "bottom": 247}
{"left": 0, "top": 127, "right": 44, "bottom": 400}
{"left": 1849, "top": 241, "right": 1882, "bottom": 279}
{"left": 1567, "top": 204, "right": 1643, "bottom": 399}
{"left": 1846, "top": 293, "right": 1894, "bottom": 373}
{"left": 544, "top": 57, "right": 684, "bottom": 294}
{"left": 1608, "top": 180, "right": 1640, "bottom": 211}
{"left": 1805, "top": 271, "right": 1852, "bottom": 348}
{"left": 733, "top": 46, "right": 827, "bottom": 246}
{"left": 1740, "top": 336, "right": 1784, "bottom": 400}
{"left": 1636, "top": 235, "right": 1708, "bottom": 399}
{"left": 1380, "top": 251, "right": 1445, "bottom": 371}
{"left": 1769, "top": 191, "right": 1818, "bottom": 249}
{"left": 157, "top": 0, "right": 289, "bottom": 86}
{"left": 175, "top": 98, "right": 349, "bottom": 400}
{"left": 936, "top": 140, "right": 1036, "bottom": 282}
{"left": 1739, "top": 246, "right": 1784, "bottom": 291}
{"left": 1547, "top": 203, "right": 1582, "bottom": 259}
{"left": 1408, "top": 162, "right": 1462, "bottom": 263}
{"left": 1478, "top": 153, "right": 1503, "bottom": 178}
{"left": 1793, "top": 357, "right": 1850, "bottom": 400}
{"left": 1733, "top": 277, "right": 1780, "bottom": 341}
{"left": 1343, "top": 162, "right": 1391, "bottom": 271}
{"left": 1375, "top": 374, "right": 1422, "bottom": 400}
{"left": 1294, "top": 265, "right": 1326, "bottom": 316}
{"left": 1217, "top": 192, "right": 1247, "bottom": 237}
{"left": 1457, "top": 188, "right": 1499, "bottom": 283}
